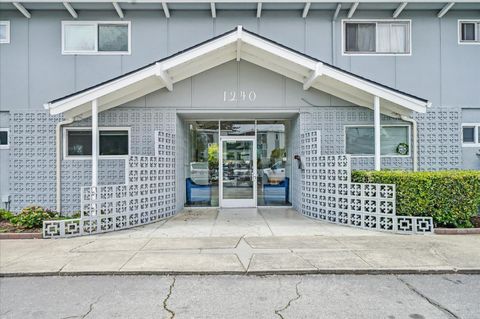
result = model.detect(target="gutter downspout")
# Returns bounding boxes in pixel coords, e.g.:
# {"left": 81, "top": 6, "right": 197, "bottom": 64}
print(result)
{"left": 400, "top": 115, "right": 418, "bottom": 172}
{"left": 56, "top": 118, "right": 74, "bottom": 212}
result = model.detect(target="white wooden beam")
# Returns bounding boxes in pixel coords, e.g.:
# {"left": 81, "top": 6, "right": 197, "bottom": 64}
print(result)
{"left": 256, "top": 2, "right": 262, "bottom": 18}
{"left": 437, "top": 2, "right": 454, "bottom": 18}
{"left": 303, "top": 62, "right": 323, "bottom": 90}
{"left": 155, "top": 63, "right": 173, "bottom": 91}
{"left": 12, "top": 2, "right": 31, "bottom": 18}
{"left": 333, "top": 3, "right": 341, "bottom": 21}
{"left": 91, "top": 99, "right": 99, "bottom": 187}
{"left": 347, "top": 2, "right": 358, "bottom": 18}
{"left": 302, "top": 2, "right": 311, "bottom": 18}
{"left": 393, "top": 2, "right": 407, "bottom": 18}
{"left": 63, "top": 2, "right": 78, "bottom": 18}
{"left": 162, "top": 2, "right": 170, "bottom": 18}
{"left": 236, "top": 25, "right": 242, "bottom": 61}
{"left": 374, "top": 95, "right": 381, "bottom": 171}
{"left": 113, "top": 1, "right": 124, "bottom": 19}
{"left": 210, "top": 2, "right": 216, "bottom": 18}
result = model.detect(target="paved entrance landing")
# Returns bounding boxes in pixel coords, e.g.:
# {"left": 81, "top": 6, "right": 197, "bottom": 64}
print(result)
{"left": 95, "top": 208, "right": 382, "bottom": 239}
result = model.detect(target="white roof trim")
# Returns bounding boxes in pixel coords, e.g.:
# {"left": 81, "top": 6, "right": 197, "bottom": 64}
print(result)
{"left": 45, "top": 25, "right": 430, "bottom": 119}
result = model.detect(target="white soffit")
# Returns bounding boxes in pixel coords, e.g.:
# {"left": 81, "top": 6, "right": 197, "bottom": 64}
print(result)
{"left": 45, "top": 26, "right": 430, "bottom": 119}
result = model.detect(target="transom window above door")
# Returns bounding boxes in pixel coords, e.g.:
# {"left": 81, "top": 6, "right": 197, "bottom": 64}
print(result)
{"left": 62, "top": 21, "right": 130, "bottom": 55}
{"left": 343, "top": 20, "right": 411, "bottom": 55}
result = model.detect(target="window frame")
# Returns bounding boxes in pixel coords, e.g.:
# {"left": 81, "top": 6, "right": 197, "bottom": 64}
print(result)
{"left": 0, "top": 21, "right": 10, "bottom": 44}
{"left": 461, "top": 123, "right": 480, "bottom": 147}
{"left": 0, "top": 128, "right": 9, "bottom": 149}
{"left": 458, "top": 20, "right": 480, "bottom": 45}
{"left": 63, "top": 127, "right": 131, "bottom": 160}
{"left": 343, "top": 124, "right": 412, "bottom": 157}
{"left": 342, "top": 19, "right": 412, "bottom": 56}
{"left": 61, "top": 21, "right": 131, "bottom": 55}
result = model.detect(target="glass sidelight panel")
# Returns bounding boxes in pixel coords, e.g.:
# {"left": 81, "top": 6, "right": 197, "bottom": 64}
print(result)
{"left": 256, "top": 121, "right": 288, "bottom": 206}
{"left": 186, "top": 121, "right": 219, "bottom": 206}
{"left": 221, "top": 140, "right": 255, "bottom": 202}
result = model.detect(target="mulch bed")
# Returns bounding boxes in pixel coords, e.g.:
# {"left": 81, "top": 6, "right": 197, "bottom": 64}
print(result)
{"left": 0, "top": 220, "right": 41, "bottom": 234}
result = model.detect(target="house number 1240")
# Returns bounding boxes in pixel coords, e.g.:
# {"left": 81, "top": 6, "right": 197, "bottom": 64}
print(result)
{"left": 223, "top": 90, "right": 257, "bottom": 102}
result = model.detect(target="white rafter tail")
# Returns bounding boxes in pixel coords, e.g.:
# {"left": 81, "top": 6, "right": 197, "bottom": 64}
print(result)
{"left": 302, "top": 2, "right": 311, "bottom": 18}
{"left": 256, "top": 2, "right": 262, "bottom": 18}
{"left": 347, "top": 2, "right": 359, "bottom": 19}
{"left": 113, "top": 2, "right": 124, "bottom": 19}
{"left": 155, "top": 63, "right": 173, "bottom": 91}
{"left": 12, "top": 2, "right": 31, "bottom": 18}
{"left": 236, "top": 25, "right": 243, "bottom": 61}
{"left": 210, "top": 2, "right": 216, "bottom": 18}
{"left": 333, "top": 3, "right": 342, "bottom": 21}
{"left": 393, "top": 2, "right": 408, "bottom": 18}
{"left": 63, "top": 2, "right": 78, "bottom": 19}
{"left": 437, "top": 2, "right": 455, "bottom": 18}
{"left": 303, "top": 62, "right": 324, "bottom": 90}
{"left": 162, "top": 2, "right": 170, "bottom": 18}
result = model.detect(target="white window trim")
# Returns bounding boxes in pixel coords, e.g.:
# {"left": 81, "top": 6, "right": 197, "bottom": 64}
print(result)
{"left": 61, "top": 21, "right": 131, "bottom": 55}
{"left": 344, "top": 124, "right": 412, "bottom": 158}
{"left": 0, "top": 128, "right": 9, "bottom": 149}
{"left": 461, "top": 123, "right": 480, "bottom": 147}
{"left": 458, "top": 20, "right": 480, "bottom": 45}
{"left": 342, "top": 19, "right": 412, "bottom": 56}
{"left": 0, "top": 21, "right": 10, "bottom": 44}
{"left": 63, "top": 127, "right": 131, "bottom": 160}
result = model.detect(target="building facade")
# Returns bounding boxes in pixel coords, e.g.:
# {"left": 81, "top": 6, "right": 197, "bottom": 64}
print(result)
{"left": 0, "top": 1, "right": 479, "bottom": 234}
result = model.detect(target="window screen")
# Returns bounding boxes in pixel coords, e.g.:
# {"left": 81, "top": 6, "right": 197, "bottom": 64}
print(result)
{"left": 99, "top": 130, "right": 129, "bottom": 155}
{"left": 98, "top": 24, "right": 129, "bottom": 52}
{"left": 64, "top": 24, "right": 96, "bottom": 52}
{"left": 463, "top": 127, "right": 475, "bottom": 143}
{"left": 67, "top": 130, "right": 92, "bottom": 156}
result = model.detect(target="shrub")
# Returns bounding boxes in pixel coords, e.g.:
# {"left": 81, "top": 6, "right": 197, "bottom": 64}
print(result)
{"left": 0, "top": 209, "right": 15, "bottom": 222}
{"left": 12, "top": 206, "right": 60, "bottom": 229}
{"left": 352, "top": 170, "right": 480, "bottom": 228}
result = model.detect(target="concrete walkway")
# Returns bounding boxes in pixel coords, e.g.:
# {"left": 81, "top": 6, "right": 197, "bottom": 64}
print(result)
{"left": 1, "top": 208, "right": 480, "bottom": 275}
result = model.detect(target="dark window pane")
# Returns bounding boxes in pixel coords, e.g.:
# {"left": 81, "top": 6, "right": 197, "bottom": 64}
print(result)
{"left": 461, "top": 23, "right": 476, "bottom": 41}
{"left": 98, "top": 24, "right": 128, "bottom": 52}
{"left": 0, "top": 131, "right": 8, "bottom": 145}
{"left": 99, "top": 130, "right": 129, "bottom": 155}
{"left": 345, "top": 23, "right": 375, "bottom": 52}
{"left": 463, "top": 127, "right": 475, "bottom": 143}
{"left": 68, "top": 130, "right": 92, "bottom": 155}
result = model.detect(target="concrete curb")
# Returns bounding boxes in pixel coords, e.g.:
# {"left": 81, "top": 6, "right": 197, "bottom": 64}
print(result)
{"left": 434, "top": 228, "right": 480, "bottom": 235}
{"left": 0, "top": 233, "right": 43, "bottom": 240}
{"left": 2, "top": 268, "right": 480, "bottom": 277}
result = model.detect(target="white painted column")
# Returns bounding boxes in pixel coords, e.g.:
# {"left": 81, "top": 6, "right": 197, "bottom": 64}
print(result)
{"left": 374, "top": 96, "right": 381, "bottom": 171}
{"left": 91, "top": 99, "right": 99, "bottom": 186}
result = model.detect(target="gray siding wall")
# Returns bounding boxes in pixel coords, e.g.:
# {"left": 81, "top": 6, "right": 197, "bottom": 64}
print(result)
{"left": 1, "top": 9, "right": 477, "bottom": 212}
{"left": 1, "top": 10, "right": 479, "bottom": 110}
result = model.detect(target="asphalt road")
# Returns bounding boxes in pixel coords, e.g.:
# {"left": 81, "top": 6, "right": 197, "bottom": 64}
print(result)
{"left": 0, "top": 275, "right": 478, "bottom": 319}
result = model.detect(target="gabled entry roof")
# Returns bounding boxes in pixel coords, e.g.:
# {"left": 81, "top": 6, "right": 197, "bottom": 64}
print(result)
{"left": 45, "top": 26, "right": 431, "bottom": 119}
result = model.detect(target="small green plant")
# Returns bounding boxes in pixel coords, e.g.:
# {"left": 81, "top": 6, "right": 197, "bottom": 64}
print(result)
{"left": 12, "top": 206, "right": 60, "bottom": 229}
{"left": 0, "top": 209, "right": 15, "bottom": 222}
{"left": 352, "top": 170, "right": 480, "bottom": 228}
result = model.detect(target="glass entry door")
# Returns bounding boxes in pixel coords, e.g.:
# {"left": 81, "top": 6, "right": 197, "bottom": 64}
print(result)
{"left": 219, "top": 137, "right": 257, "bottom": 207}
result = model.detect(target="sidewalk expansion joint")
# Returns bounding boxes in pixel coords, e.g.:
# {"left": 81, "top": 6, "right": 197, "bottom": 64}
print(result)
{"left": 396, "top": 276, "right": 460, "bottom": 319}
{"left": 274, "top": 279, "right": 302, "bottom": 319}
{"left": 163, "top": 276, "right": 176, "bottom": 319}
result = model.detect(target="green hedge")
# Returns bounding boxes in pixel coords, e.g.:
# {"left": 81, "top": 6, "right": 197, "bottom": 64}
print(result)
{"left": 352, "top": 170, "right": 480, "bottom": 228}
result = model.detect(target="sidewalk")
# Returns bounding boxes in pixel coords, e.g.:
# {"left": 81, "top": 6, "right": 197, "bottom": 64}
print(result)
{"left": 2, "top": 234, "right": 480, "bottom": 275}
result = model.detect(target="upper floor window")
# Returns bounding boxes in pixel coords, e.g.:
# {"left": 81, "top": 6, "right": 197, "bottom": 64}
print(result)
{"left": 0, "top": 21, "right": 10, "bottom": 44}
{"left": 343, "top": 20, "right": 411, "bottom": 55}
{"left": 462, "top": 124, "right": 480, "bottom": 146}
{"left": 459, "top": 20, "right": 480, "bottom": 44}
{"left": 62, "top": 21, "right": 131, "bottom": 55}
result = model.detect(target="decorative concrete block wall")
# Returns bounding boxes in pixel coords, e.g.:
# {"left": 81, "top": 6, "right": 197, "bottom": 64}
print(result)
{"left": 300, "top": 131, "right": 433, "bottom": 234}
{"left": 43, "top": 132, "right": 177, "bottom": 238}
